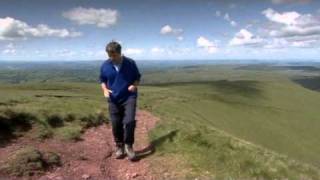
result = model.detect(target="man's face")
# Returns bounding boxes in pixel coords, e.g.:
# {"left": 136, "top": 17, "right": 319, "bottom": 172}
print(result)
{"left": 107, "top": 50, "right": 121, "bottom": 61}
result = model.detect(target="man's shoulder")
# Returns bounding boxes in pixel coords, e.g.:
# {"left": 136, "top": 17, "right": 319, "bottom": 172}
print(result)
{"left": 101, "top": 59, "right": 112, "bottom": 68}
{"left": 123, "top": 56, "right": 136, "bottom": 64}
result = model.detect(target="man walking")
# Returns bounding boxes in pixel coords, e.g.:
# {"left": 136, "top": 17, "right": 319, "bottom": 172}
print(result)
{"left": 99, "top": 41, "right": 141, "bottom": 161}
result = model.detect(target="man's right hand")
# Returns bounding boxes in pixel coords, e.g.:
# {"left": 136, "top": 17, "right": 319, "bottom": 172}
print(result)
{"left": 104, "top": 89, "right": 113, "bottom": 98}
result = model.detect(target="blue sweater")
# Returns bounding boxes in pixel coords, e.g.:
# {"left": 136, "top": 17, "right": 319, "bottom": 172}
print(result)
{"left": 99, "top": 56, "right": 141, "bottom": 104}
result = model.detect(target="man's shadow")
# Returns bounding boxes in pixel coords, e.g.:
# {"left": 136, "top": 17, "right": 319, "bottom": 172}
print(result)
{"left": 133, "top": 129, "right": 179, "bottom": 162}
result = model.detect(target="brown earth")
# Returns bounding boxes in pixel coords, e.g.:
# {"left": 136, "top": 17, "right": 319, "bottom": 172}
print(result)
{"left": 0, "top": 110, "right": 161, "bottom": 180}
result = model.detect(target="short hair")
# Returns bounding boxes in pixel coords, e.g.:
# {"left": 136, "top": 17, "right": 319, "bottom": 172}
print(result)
{"left": 105, "top": 40, "right": 121, "bottom": 54}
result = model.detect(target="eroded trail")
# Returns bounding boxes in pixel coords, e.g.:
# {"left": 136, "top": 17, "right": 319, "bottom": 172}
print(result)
{"left": 0, "top": 110, "right": 160, "bottom": 180}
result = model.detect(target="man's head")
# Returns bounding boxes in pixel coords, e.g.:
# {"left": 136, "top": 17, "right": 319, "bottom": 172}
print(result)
{"left": 106, "top": 41, "right": 122, "bottom": 61}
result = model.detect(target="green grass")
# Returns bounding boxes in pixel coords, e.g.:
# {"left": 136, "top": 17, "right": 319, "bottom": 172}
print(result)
{"left": 0, "top": 82, "right": 109, "bottom": 142}
{"left": 0, "top": 146, "right": 61, "bottom": 176}
{"left": 137, "top": 66, "right": 320, "bottom": 179}
{"left": 139, "top": 82, "right": 320, "bottom": 178}
{"left": 0, "top": 64, "right": 320, "bottom": 179}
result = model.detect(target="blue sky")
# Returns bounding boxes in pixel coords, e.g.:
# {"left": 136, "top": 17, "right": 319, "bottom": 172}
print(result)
{"left": 0, "top": 0, "right": 319, "bottom": 61}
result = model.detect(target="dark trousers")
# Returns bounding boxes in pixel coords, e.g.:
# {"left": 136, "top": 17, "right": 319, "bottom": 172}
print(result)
{"left": 108, "top": 96, "right": 137, "bottom": 147}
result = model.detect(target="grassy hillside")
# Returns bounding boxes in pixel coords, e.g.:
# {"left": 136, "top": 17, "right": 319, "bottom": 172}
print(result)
{"left": 142, "top": 79, "right": 320, "bottom": 165}
{"left": 138, "top": 66, "right": 320, "bottom": 179}
{"left": 139, "top": 81, "right": 320, "bottom": 179}
{"left": 0, "top": 82, "right": 109, "bottom": 143}
{"left": 1, "top": 64, "right": 320, "bottom": 179}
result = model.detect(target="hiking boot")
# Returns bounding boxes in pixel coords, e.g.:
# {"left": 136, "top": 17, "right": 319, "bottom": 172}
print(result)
{"left": 124, "top": 144, "right": 136, "bottom": 161}
{"left": 114, "top": 145, "right": 125, "bottom": 159}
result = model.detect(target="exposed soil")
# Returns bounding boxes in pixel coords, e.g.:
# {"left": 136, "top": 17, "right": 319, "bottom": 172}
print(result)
{"left": 0, "top": 110, "right": 160, "bottom": 180}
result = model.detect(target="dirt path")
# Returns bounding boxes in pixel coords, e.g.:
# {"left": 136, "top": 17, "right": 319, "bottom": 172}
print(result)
{"left": 0, "top": 110, "right": 160, "bottom": 180}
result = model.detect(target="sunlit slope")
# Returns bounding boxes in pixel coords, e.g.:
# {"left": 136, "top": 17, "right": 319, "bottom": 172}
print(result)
{"left": 140, "top": 78, "right": 320, "bottom": 164}
{"left": 1, "top": 64, "right": 320, "bottom": 179}
{"left": 138, "top": 68, "right": 320, "bottom": 179}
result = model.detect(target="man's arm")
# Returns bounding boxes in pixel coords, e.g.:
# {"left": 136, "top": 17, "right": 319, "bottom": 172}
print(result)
{"left": 101, "top": 82, "right": 110, "bottom": 92}
{"left": 99, "top": 64, "right": 112, "bottom": 97}
{"left": 101, "top": 82, "right": 113, "bottom": 97}
{"left": 128, "top": 60, "right": 141, "bottom": 92}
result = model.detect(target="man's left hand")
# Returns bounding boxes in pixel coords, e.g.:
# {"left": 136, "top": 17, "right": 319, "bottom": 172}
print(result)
{"left": 128, "top": 85, "right": 137, "bottom": 92}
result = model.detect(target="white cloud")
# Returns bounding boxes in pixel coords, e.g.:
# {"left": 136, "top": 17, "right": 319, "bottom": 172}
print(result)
{"left": 123, "top": 48, "right": 144, "bottom": 55}
{"left": 3, "top": 49, "right": 16, "bottom": 54}
{"left": 151, "top": 47, "right": 165, "bottom": 54}
{"left": 63, "top": 7, "right": 118, "bottom": 28}
{"left": 230, "top": 21, "right": 237, "bottom": 27}
{"left": 2, "top": 43, "right": 16, "bottom": 54}
{"left": 160, "top": 25, "right": 172, "bottom": 34}
{"left": 264, "top": 38, "right": 288, "bottom": 49}
{"left": 160, "top": 25, "right": 183, "bottom": 35}
{"left": 262, "top": 8, "right": 300, "bottom": 26}
{"left": 229, "top": 29, "right": 264, "bottom": 46}
{"left": 150, "top": 47, "right": 192, "bottom": 58}
{"left": 224, "top": 13, "right": 231, "bottom": 21}
{"left": 160, "top": 25, "right": 184, "bottom": 41}
{"left": 57, "top": 49, "right": 76, "bottom": 57}
{"left": 177, "top": 36, "right": 184, "bottom": 41}
{"left": 261, "top": 8, "right": 320, "bottom": 48}
{"left": 165, "top": 47, "right": 192, "bottom": 56}
{"left": 58, "top": 49, "right": 106, "bottom": 59}
{"left": 263, "top": 9, "right": 320, "bottom": 37}
{"left": 215, "top": 11, "right": 221, "bottom": 17}
{"left": 197, "top": 36, "right": 218, "bottom": 53}
{"left": 86, "top": 50, "right": 105, "bottom": 58}
{"left": 291, "top": 40, "right": 317, "bottom": 47}
{"left": 271, "top": 0, "right": 311, "bottom": 4}
{"left": 217, "top": 11, "right": 238, "bottom": 27}
{"left": 41, "top": 49, "right": 77, "bottom": 59}
{"left": 270, "top": 25, "right": 320, "bottom": 37}
{"left": 264, "top": 37, "right": 319, "bottom": 49}
{"left": 0, "top": 17, "right": 81, "bottom": 40}
{"left": 6, "top": 43, "right": 14, "bottom": 49}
